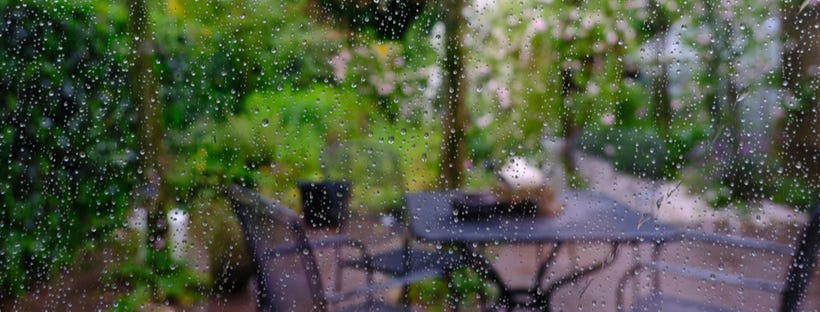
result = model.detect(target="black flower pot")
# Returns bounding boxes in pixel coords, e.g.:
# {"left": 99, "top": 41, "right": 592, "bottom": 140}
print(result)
{"left": 298, "top": 181, "right": 350, "bottom": 228}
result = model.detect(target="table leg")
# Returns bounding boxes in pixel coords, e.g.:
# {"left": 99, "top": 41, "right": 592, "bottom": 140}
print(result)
{"left": 537, "top": 242, "right": 622, "bottom": 312}
{"left": 615, "top": 242, "right": 639, "bottom": 312}
{"left": 529, "top": 242, "right": 564, "bottom": 309}
{"left": 534, "top": 242, "right": 564, "bottom": 289}
{"left": 651, "top": 241, "right": 662, "bottom": 292}
{"left": 456, "top": 242, "right": 515, "bottom": 310}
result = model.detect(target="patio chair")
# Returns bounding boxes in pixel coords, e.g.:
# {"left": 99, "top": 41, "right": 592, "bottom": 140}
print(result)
{"left": 226, "top": 185, "right": 432, "bottom": 311}
{"left": 617, "top": 201, "right": 820, "bottom": 312}
{"left": 321, "top": 140, "right": 462, "bottom": 302}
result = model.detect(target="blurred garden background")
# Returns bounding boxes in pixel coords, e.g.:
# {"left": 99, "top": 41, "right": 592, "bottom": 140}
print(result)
{"left": 1, "top": 0, "right": 818, "bottom": 310}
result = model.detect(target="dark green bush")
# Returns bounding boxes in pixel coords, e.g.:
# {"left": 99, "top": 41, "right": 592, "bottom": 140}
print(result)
{"left": 612, "top": 128, "right": 668, "bottom": 179}
{"left": 768, "top": 175, "right": 816, "bottom": 209}
{"left": 581, "top": 123, "right": 706, "bottom": 180}
{"left": 408, "top": 267, "right": 496, "bottom": 311}
{"left": 108, "top": 250, "right": 210, "bottom": 311}
{"left": 581, "top": 127, "right": 667, "bottom": 179}
{"left": 0, "top": 0, "right": 135, "bottom": 296}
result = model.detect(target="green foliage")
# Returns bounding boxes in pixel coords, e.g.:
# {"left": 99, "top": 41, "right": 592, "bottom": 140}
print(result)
{"left": 312, "top": 0, "right": 427, "bottom": 40}
{"left": 582, "top": 126, "right": 697, "bottom": 180}
{"left": 613, "top": 128, "right": 666, "bottom": 179}
{"left": 769, "top": 176, "right": 816, "bottom": 209}
{"left": 167, "top": 85, "right": 441, "bottom": 210}
{"left": 463, "top": 166, "right": 498, "bottom": 191}
{"left": 322, "top": 140, "right": 405, "bottom": 213}
{"left": 0, "top": 0, "right": 136, "bottom": 296}
{"left": 108, "top": 249, "right": 210, "bottom": 311}
{"left": 408, "top": 267, "right": 497, "bottom": 311}
{"left": 399, "top": 8, "right": 439, "bottom": 69}
{"left": 466, "top": 0, "right": 654, "bottom": 162}
{"left": 149, "top": 0, "right": 345, "bottom": 128}
{"left": 407, "top": 278, "right": 448, "bottom": 311}
{"left": 331, "top": 7, "right": 437, "bottom": 124}
{"left": 717, "top": 155, "right": 771, "bottom": 202}
{"left": 682, "top": 155, "right": 816, "bottom": 209}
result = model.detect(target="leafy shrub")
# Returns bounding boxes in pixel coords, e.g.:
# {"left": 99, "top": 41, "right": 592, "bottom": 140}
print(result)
{"left": 768, "top": 175, "right": 815, "bottom": 209}
{"left": 408, "top": 267, "right": 497, "bottom": 311}
{"left": 612, "top": 128, "right": 668, "bottom": 179}
{"left": 107, "top": 249, "right": 210, "bottom": 311}
{"left": 170, "top": 84, "right": 444, "bottom": 207}
{"left": 581, "top": 123, "right": 707, "bottom": 180}
{"left": 581, "top": 127, "right": 667, "bottom": 179}
{"left": 0, "top": 0, "right": 135, "bottom": 296}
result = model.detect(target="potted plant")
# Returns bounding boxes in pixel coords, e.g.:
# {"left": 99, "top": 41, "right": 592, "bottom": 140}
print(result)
{"left": 298, "top": 180, "right": 350, "bottom": 228}
{"left": 297, "top": 138, "right": 351, "bottom": 228}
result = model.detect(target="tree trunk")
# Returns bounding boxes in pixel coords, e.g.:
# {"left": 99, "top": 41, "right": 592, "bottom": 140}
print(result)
{"left": 702, "top": 0, "right": 733, "bottom": 135}
{"left": 700, "top": 0, "right": 742, "bottom": 188}
{"left": 647, "top": 0, "right": 672, "bottom": 137}
{"left": 127, "top": 0, "right": 169, "bottom": 286}
{"left": 440, "top": 0, "right": 469, "bottom": 189}
{"left": 650, "top": 53, "right": 672, "bottom": 135}
{"left": 780, "top": 0, "right": 820, "bottom": 189}
{"left": 559, "top": 69, "right": 580, "bottom": 181}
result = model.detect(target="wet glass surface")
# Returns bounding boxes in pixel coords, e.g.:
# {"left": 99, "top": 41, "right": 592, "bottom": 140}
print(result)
{"left": 1, "top": 0, "right": 818, "bottom": 310}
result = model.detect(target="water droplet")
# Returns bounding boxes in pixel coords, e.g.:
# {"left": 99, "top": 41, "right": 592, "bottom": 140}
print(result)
{"left": 261, "top": 118, "right": 270, "bottom": 127}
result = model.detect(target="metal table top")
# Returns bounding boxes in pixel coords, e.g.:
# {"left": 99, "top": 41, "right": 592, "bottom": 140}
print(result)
{"left": 405, "top": 190, "right": 681, "bottom": 244}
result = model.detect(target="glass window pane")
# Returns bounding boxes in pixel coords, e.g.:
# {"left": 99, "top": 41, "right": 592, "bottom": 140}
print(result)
{"left": 1, "top": 0, "right": 817, "bottom": 310}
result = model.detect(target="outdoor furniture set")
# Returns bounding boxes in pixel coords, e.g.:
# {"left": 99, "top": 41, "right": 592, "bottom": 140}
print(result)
{"left": 227, "top": 183, "right": 819, "bottom": 311}
{"left": 225, "top": 143, "right": 820, "bottom": 311}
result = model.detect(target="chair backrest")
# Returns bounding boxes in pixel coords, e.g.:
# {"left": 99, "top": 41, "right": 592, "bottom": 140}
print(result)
{"left": 781, "top": 201, "right": 820, "bottom": 312}
{"left": 226, "top": 185, "right": 328, "bottom": 312}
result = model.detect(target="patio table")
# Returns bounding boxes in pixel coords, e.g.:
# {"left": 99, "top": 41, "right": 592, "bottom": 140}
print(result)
{"left": 405, "top": 189, "right": 682, "bottom": 310}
